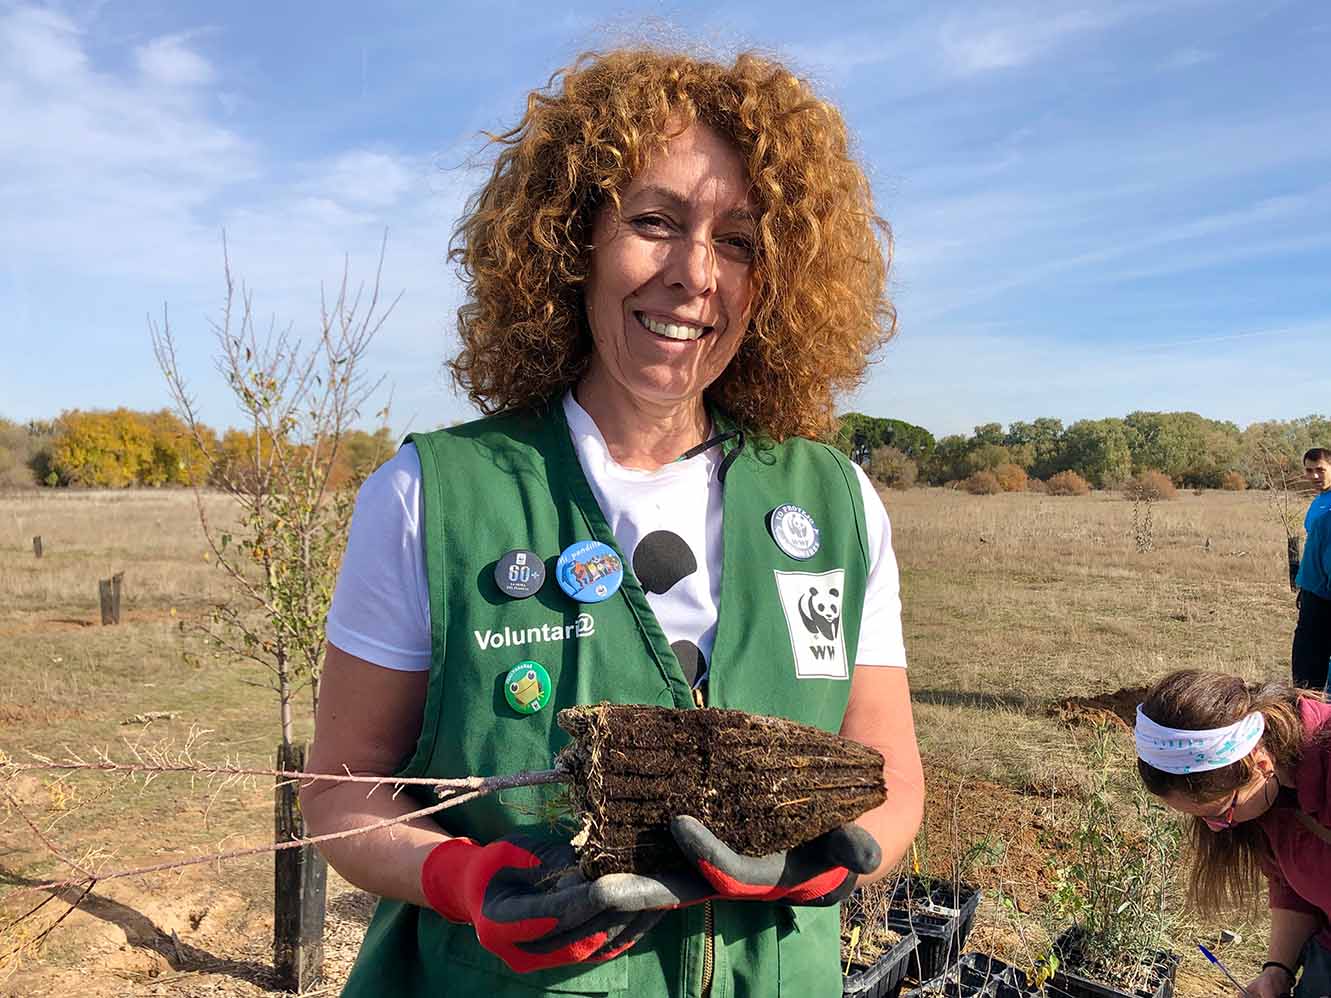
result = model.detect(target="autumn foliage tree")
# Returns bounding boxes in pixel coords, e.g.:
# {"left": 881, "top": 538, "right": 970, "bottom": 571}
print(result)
{"left": 47, "top": 408, "right": 212, "bottom": 487}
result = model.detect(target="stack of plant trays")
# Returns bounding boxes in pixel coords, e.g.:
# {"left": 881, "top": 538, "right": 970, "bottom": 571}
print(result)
{"left": 843, "top": 929, "right": 920, "bottom": 998}
{"left": 885, "top": 875, "right": 983, "bottom": 983}
{"left": 1045, "top": 928, "right": 1181, "bottom": 998}
{"left": 903, "top": 954, "right": 1041, "bottom": 998}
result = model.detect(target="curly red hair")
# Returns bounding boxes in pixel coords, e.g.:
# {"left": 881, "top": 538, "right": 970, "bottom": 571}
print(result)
{"left": 448, "top": 48, "right": 894, "bottom": 441}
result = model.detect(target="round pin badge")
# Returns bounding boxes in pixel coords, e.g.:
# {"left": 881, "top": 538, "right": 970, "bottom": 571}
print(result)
{"left": 494, "top": 548, "right": 546, "bottom": 599}
{"left": 555, "top": 540, "right": 624, "bottom": 603}
{"left": 768, "top": 503, "right": 821, "bottom": 560}
{"left": 504, "top": 660, "right": 552, "bottom": 715}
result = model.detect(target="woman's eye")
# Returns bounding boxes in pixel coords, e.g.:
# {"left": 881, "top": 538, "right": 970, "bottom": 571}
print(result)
{"left": 631, "top": 214, "right": 672, "bottom": 233}
{"left": 720, "top": 235, "right": 756, "bottom": 260}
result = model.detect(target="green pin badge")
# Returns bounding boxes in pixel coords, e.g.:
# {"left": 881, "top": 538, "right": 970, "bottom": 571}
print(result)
{"left": 504, "top": 661, "right": 551, "bottom": 715}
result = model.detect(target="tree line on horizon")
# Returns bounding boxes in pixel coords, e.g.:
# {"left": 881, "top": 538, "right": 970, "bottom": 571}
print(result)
{"left": 0, "top": 406, "right": 1326, "bottom": 493}
{"left": 0, "top": 409, "right": 393, "bottom": 490}
{"left": 833, "top": 410, "right": 1330, "bottom": 492}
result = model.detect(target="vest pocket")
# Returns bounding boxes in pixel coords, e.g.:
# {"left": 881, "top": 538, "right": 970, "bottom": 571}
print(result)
{"left": 440, "top": 919, "right": 630, "bottom": 994}
{"left": 776, "top": 905, "right": 842, "bottom": 996}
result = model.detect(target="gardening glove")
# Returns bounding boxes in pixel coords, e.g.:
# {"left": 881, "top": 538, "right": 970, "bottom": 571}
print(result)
{"left": 664, "top": 815, "right": 881, "bottom": 906}
{"left": 420, "top": 833, "right": 672, "bottom": 973}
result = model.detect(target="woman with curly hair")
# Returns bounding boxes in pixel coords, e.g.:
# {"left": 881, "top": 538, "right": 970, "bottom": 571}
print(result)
{"left": 1135, "top": 670, "right": 1331, "bottom": 998}
{"left": 302, "top": 47, "right": 923, "bottom": 997}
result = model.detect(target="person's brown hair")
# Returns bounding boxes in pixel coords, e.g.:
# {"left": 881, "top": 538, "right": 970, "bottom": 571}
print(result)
{"left": 447, "top": 48, "right": 894, "bottom": 441}
{"left": 1304, "top": 447, "right": 1330, "bottom": 465}
{"left": 1137, "top": 670, "right": 1322, "bottom": 913}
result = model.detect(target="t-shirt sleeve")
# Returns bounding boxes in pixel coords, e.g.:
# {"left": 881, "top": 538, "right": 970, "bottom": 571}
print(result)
{"left": 851, "top": 463, "right": 907, "bottom": 668}
{"left": 324, "top": 443, "right": 432, "bottom": 671}
{"left": 1266, "top": 865, "right": 1322, "bottom": 916}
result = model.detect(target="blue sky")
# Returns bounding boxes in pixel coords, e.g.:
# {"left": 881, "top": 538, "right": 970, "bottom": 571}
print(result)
{"left": 2, "top": 0, "right": 1328, "bottom": 438}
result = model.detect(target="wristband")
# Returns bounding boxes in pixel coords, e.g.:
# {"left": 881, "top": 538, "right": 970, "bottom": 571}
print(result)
{"left": 1262, "top": 960, "right": 1296, "bottom": 983}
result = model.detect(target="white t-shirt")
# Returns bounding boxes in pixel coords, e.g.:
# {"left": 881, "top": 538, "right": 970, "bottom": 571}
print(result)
{"left": 326, "top": 394, "right": 907, "bottom": 675}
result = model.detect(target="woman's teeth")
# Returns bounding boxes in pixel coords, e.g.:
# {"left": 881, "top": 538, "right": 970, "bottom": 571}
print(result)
{"left": 639, "top": 313, "right": 705, "bottom": 341}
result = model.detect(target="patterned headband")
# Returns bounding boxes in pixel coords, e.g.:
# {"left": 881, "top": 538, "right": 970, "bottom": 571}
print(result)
{"left": 1134, "top": 705, "right": 1265, "bottom": 775}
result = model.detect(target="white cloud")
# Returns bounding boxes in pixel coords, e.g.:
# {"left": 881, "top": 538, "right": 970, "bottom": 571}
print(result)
{"left": 309, "top": 150, "right": 417, "bottom": 208}
{"left": 135, "top": 34, "right": 215, "bottom": 87}
{"left": 0, "top": 5, "right": 87, "bottom": 83}
{"left": 1160, "top": 46, "right": 1215, "bottom": 70}
{"left": 0, "top": 3, "right": 485, "bottom": 433}
{"left": 938, "top": 8, "right": 1115, "bottom": 75}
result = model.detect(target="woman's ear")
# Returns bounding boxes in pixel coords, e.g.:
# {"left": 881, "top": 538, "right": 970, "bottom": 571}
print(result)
{"left": 1251, "top": 744, "right": 1276, "bottom": 777}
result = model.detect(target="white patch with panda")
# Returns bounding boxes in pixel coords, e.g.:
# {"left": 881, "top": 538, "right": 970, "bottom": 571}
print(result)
{"left": 773, "top": 569, "right": 848, "bottom": 679}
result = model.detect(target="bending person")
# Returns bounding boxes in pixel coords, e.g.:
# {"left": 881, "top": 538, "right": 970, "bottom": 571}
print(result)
{"left": 1135, "top": 670, "right": 1331, "bottom": 997}
{"left": 300, "top": 47, "right": 924, "bottom": 998}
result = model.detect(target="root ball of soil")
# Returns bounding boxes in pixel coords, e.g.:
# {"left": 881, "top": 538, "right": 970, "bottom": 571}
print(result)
{"left": 555, "top": 704, "right": 886, "bottom": 878}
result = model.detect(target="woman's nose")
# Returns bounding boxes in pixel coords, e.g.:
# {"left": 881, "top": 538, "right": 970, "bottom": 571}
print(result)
{"left": 665, "top": 235, "right": 717, "bottom": 297}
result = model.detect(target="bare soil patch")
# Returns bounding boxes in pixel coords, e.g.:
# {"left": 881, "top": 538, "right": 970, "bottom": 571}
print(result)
{"left": 918, "top": 769, "right": 1076, "bottom": 914}
{"left": 1047, "top": 685, "right": 1149, "bottom": 729}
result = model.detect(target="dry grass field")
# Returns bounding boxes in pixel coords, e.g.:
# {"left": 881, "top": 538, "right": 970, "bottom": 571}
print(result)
{"left": 0, "top": 485, "right": 1303, "bottom": 996}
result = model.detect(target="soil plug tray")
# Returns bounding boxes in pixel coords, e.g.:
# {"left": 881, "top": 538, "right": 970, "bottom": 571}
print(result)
{"left": 843, "top": 929, "right": 919, "bottom": 998}
{"left": 556, "top": 703, "right": 886, "bottom": 878}
{"left": 886, "top": 875, "right": 981, "bottom": 983}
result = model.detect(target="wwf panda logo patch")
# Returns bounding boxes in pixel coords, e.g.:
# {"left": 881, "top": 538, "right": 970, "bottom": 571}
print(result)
{"left": 798, "top": 584, "right": 841, "bottom": 641}
{"left": 774, "top": 569, "right": 848, "bottom": 679}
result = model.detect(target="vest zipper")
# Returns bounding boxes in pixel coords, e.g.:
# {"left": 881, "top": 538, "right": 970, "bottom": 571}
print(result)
{"left": 691, "top": 684, "right": 715, "bottom": 995}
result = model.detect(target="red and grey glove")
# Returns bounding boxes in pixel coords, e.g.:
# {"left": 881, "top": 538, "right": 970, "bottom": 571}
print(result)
{"left": 664, "top": 815, "right": 881, "bottom": 906}
{"left": 420, "top": 834, "right": 668, "bottom": 973}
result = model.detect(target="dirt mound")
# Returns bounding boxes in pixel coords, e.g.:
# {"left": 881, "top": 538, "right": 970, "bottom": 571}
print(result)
{"left": 557, "top": 703, "right": 886, "bottom": 878}
{"left": 1047, "top": 685, "right": 1149, "bottom": 729}
{"left": 920, "top": 769, "right": 1077, "bottom": 912}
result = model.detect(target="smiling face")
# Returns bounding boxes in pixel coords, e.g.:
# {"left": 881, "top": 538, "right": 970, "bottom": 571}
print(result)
{"left": 580, "top": 122, "right": 757, "bottom": 416}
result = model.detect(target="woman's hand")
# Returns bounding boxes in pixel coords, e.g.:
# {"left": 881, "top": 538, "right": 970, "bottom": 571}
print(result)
{"left": 665, "top": 815, "right": 880, "bottom": 905}
{"left": 420, "top": 834, "right": 671, "bottom": 973}
{"left": 1240, "top": 964, "right": 1294, "bottom": 998}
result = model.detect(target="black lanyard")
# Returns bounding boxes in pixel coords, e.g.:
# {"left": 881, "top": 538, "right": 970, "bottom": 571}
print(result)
{"left": 676, "top": 429, "right": 746, "bottom": 483}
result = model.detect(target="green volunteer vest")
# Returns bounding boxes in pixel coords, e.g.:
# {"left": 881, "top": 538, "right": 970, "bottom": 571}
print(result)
{"left": 341, "top": 401, "right": 870, "bottom": 998}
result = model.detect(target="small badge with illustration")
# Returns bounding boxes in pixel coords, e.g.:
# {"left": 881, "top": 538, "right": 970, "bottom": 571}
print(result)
{"left": 504, "top": 660, "right": 552, "bottom": 715}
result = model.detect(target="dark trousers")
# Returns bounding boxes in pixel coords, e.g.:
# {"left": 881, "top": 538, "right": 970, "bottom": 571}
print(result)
{"left": 1295, "top": 935, "right": 1331, "bottom": 998}
{"left": 1292, "top": 589, "right": 1331, "bottom": 691}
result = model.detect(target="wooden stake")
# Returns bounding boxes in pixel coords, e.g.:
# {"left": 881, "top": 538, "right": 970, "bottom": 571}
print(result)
{"left": 32, "top": 536, "right": 43, "bottom": 558}
{"left": 111, "top": 572, "right": 123, "bottom": 624}
{"left": 98, "top": 579, "right": 113, "bottom": 625}
{"left": 273, "top": 742, "right": 326, "bottom": 991}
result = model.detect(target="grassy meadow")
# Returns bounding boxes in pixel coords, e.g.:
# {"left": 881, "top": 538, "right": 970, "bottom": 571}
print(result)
{"left": 0, "top": 485, "right": 1302, "bottom": 996}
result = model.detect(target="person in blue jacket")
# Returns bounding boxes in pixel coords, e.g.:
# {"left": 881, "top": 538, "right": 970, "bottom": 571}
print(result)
{"left": 1293, "top": 460, "right": 1331, "bottom": 690}
{"left": 1304, "top": 449, "right": 1331, "bottom": 532}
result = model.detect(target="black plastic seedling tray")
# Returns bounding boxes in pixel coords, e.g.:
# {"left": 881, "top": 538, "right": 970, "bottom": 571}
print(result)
{"left": 886, "top": 876, "right": 982, "bottom": 983}
{"left": 903, "top": 953, "right": 1041, "bottom": 998}
{"left": 1046, "top": 929, "right": 1181, "bottom": 998}
{"left": 844, "top": 929, "right": 920, "bottom": 998}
